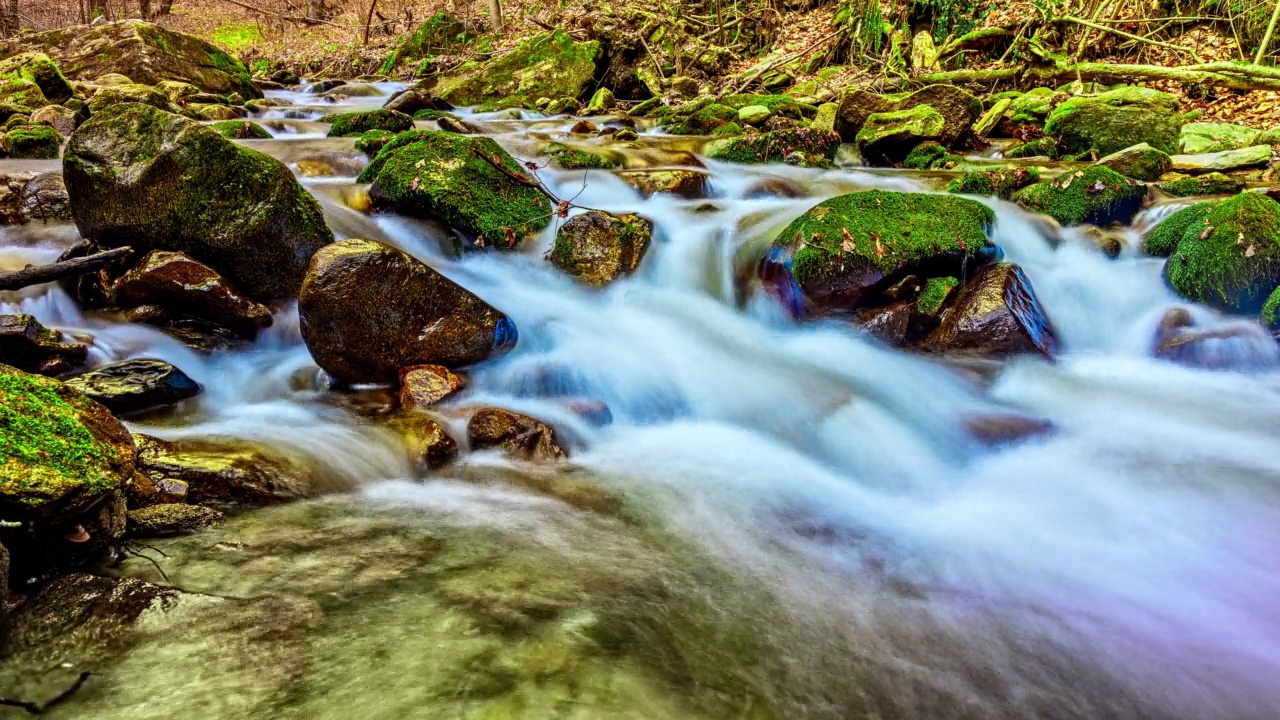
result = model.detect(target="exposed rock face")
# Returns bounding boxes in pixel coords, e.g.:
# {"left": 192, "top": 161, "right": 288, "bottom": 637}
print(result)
{"left": 440, "top": 30, "right": 601, "bottom": 109}
{"left": 63, "top": 103, "right": 333, "bottom": 301}
{"left": 111, "top": 250, "right": 273, "bottom": 337}
{"left": 1095, "top": 143, "right": 1173, "bottom": 181}
{"left": 133, "top": 434, "right": 325, "bottom": 507}
{"left": 855, "top": 105, "right": 945, "bottom": 166}
{"left": 399, "top": 364, "right": 466, "bottom": 408}
{"left": 1163, "top": 192, "right": 1280, "bottom": 315}
{"left": 1043, "top": 87, "right": 1181, "bottom": 156}
{"left": 0, "top": 314, "right": 87, "bottom": 375}
{"left": 836, "top": 84, "right": 976, "bottom": 146}
{"left": 298, "top": 239, "right": 517, "bottom": 384}
{"left": 1014, "top": 166, "right": 1147, "bottom": 226}
{"left": 385, "top": 411, "right": 459, "bottom": 469}
{"left": 1178, "top": 122, "right": 1260, "bottom": 155}
{"left": 922, "top": 263, "right": 1058, "bottom": 357}
{"left": 19, "top": 170, "right": 73, "bottom": 222}
{"left": 467, "top": 408, "right": 567, "bottom": 461}
{"left": 127, "top": 503, "right": 223, "bottom": 537}
{"left": 64, "top": 359, "right": 201, "bottom": 417}
{"left": 0, "top": 170, "right": 37, "bottom": 224}
{"left": 550, "top": 211, "right": 654, "bottom": 285}
{"left": 0, "top": 21, "right": 260, "bottom": 98}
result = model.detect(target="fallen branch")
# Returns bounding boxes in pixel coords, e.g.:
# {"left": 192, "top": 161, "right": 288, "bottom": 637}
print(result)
{"left": 1061, "top": 14, "right": 1201, "bottom": 59}
{"left": 0, "top": 672, "right": 92, "bottom": 715}
{"left": 211, "top": 0, "right": 344, "bottom": 27}
{"left": 884, "top": 58, "right": 1280, "bottom": 92}
{"left": 0, "top": 247, "right": 133, "bottom": 292}
{"left": 722, "top": 28, "right": 842, "bottom": 96}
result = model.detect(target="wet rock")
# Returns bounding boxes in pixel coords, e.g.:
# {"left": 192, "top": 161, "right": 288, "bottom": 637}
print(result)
{"left": 468, "top": 407, "right": 568, "bottom": 461}
{"left": 1142, "top": 201, "right": 1212, "bottom": 257}
{"left": 761, "top": 190, "right": 994, "bottom": 316}
{"left": 705, "top": 127, "right": 840, "bottom": 166}
{"left": 1043, "top": 87, "right": 1181, "bottom": 156}
{"left": 962, "top": 411, "right": 1055, "bottom": 447}
{"left": 855, "top": 105, "right": 945, "bottom": 166}
{"left": 361, "top": 130, "right": 550, "bottom": 247}
{"left": 18, "top": 170, "right": 72, "bottom": 222}
{"left": 30, "top": 104, "right": 77, "bottom": 136}
{"left": 546, "top": 141, "right": 621, "bottom": 170}
{"left": 111, "top": 250, "right": 274, "bottom": 337}
{"left": 292, "top": 151, "right": 366, "bottom": 177}
{"left": 1156, "top": 172, "right": 1244, "bottom": 197}
{"left": 0, "top": 170, "right": 36, "bottom": 223}
{"left": 1005, "top": 137, "right": 1060, "bottom": 160}
{"left": 436, "top": 115, "right": 477, "bottom": 134}
{"left": 399, "top": 364, "right": 466, "bottom": 408}
{"left": 550, "top": 210, "right": 654, "bottom": 286}
{"left": 299, "top": 239, "right": 517, "bottom": 384}
{"left": 1014, "top": 165, "right": 1146, "bottom": 226}
{"left": 853, "top": 300, "right": 914, "bottom": 345}
{"left": 441, "top": 30, "right": 600, "bottom": 109}
{"left": 836, "top": 84, "right": 976, "bottom": 146}
{"left": 922, "top": 263, "right": 1058, "bottom": 357}
{"left": 211, "top": 119, "right": 271, "bottom": 139}
{"left": 1095, "top": 143, "right": 1173, "bottom": 181}
{"left": 385, "top": 411, "right": 459, "bottom": 469}
{"left": 127, "top": 503, "right": 223, "bottom": 537}
{"left": 383, "top": 87, "right": 444, "bottom": 115}
{"left": 1170, "top": 145, "right": 1273, "bottom": 173}
{"left": 616, "top": 168, "right": 707, "bottom": 199}
{"left": 1179, "top": 122, "right": 1260, "bottom": 155}
{"left": 972, "top": 97, "right": 1010, "bottom": 138}
{"left": 743, "top": 177, "right": 807, "bottom": 199}
{"left": 570, "top": 119, "right": 600, "bottom": 134}
{"left": 6, "top": 124, "right": 62, "bottom": 158}
{"left": 584, "top": 87, "right": 616, "bottom": 115}
{"left": 64, "top": 359, "right": 201, "bottom": 416}
{"left": 0, "top": 313, "right": 88, "bottom": 375}
{"left": 303, "top": 79, "right": 345, "bottom": 94}
{"left": 1164, "top": 192, "right": 1280, "bottom": 314}
{"left": 326, "top": 109, "right": 413, "bottom": 137}
{"left": 133, "top": 434, "right": 321, "bottom": 507}
{"left": 1152, "top": 306, "right": 1274, "bottom": 369}
{"left": 946, "top": 167, "right": 1040, "bottom": 199}
{"left": 85, "top": 82, "right": 171, "bottom": 114}
{"left": 322, "top": 82, "right": 383, "bottom": 98}
{"left": 64, "top": 103, "right": 333, "bottom": 301}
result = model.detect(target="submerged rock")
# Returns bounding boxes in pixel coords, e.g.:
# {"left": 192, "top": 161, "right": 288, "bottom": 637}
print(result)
{"left": 922, "top": 263, "right": 1058, "bottom": 357}
{"left": 855, "top": 105, "right": 945, "bottom": 166}
{"left": 440, "top": 30, "right": 600, "bottom": 109}
{"left": 468, "top": 407, "right": 567, "bottom": 461}
{"left": 0, "top": 313, "right": 87, "bottom": 375}
{"left": 111, "top": 250, "right": 273, "bottom": 338}
{"left": 127, "top": 502, "right": 223, "bottom": 537}
{"left": 1152, "top": 306, "right": 1274, "bottom": 370}
{"left": 1164, "top": 192, "right": 1280, "bottom": 314}
{"left": 63, "top": 103, "right": 333, "bottom": 301}
{"left": 1043, "top": 87, "right": 1181, "bottom": 156}
{"left": 550, "top": 210, "right": 654, "bottom": 286}
{"left": 299, "top": 239, "right": 517, "bottom": 384}
{"left": 363, "top": 130, "right": 550, "bottom": 248}
{"left": 64, "top": 359, "right": 201, "bottom": 416}
{"left": 1014, "top": 165, "right": 1146, "bottom": 226}
{"left": 133, "top": 434, "right": 324, "bottom": 507}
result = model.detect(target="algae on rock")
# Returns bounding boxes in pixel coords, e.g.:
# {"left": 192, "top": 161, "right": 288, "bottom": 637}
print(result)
{"left": 439, "top": 30, "right": 601, "bottom": 109}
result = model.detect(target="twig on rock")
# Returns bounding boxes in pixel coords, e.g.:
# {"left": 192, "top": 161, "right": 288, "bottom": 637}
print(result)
{"left": 0, "top": 247, "right": 133, "bottom": 292}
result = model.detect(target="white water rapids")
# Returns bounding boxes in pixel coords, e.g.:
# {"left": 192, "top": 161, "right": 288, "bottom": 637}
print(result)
{"left": 4, "top": 84, "right": 1280, "bottom": 718}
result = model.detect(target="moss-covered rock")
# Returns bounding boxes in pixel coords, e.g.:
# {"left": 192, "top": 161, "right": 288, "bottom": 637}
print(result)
{"left": 705, "top": 127, "right": 839, "bottom": 165}
{"left": 1142, "top": 201, "right": 1212, "bottom": 257}
{"left": 1156, "top": 172, "right": 1244, "bottom": 197}
{"left": 901, "top": 140, "right": 947, "bottom": 169}
{"left": 64, "top": 103, "right": 333, "bottom": 301}
{"left": 855, "top": 105, "right": 945, "bottom": 165}
{"left": 440, "top": 30, "right": 600, "bottom": 109}
{"left": 87, "top": 82, "right": 172, "bottom": 114}
{"left": 1005, "top": 137, "right": 1059, "bottom": 159}
{"left": 550, "top": 210, "right": 653, "bottom": 285}
{"left": 761, "top": 190, "right": 995, "bottom": 314}
{"left": 711, "top": 121, "right": 743, "bottom": 136}
{"left": 1178, "top": 122, "right": 1260, "bottom": 155}
{"left": 1262, "top": 285, "right": 1280, "bottom": 330}
{"left": 156, "top": 79, "right": 200, "bottom": 102}
{"left": 0, "top": 21, "right": 260, "bottom": 99}
{"left": 183, "top": 102, "right": 240, "bottom": 121}
{"left": 946, "top": 167, "right": 1040, "bottom": 199}
{"left": 546, "top": 141, "right": 621, "bottom": 170}
{"left": 0, "top": 52, "right": 73, "bottom": 105}
{"left": 6, "top": 123, "right": 62, "bottom": 158}
{"left": 667, "top": 103, "right": 737, "bottom": 135}
{"left": 836, "top": 84, "right": 975, "bottom": 146}
{"left": 30, "top": 104, "right": 77, "bottom": 136}
{"left": 133, "top": 434, "right": 327, "bottom": 507}
{"left": 412, "top": 108, "right": 458, "bottom": 122}
{"left": 326, "top": 109, "right": 414, "bottom": 137}
{"left": 1007, "top": 87, "right": 1054, "bottom": 127}
{"left": 1164, "top": 192, "right": 1280, "bottom": 314}
{"left": 354, "top": 128, "right": 395, "bottom": 156}
{"left": 917, "top": 275, "right": 959, "bottom": 315}
{"left": 811, "top": 102, "right": 838, "bottom": 134}
{"left": 1095, "top": 142, "right": 1172, "bottom": 181}
{"left": 211, "top": 119, "right": 271, "bottom": 140}
{"left": 1014, "top": 165, "right": 1147, "bottom": 226}
{"left": 380, "top": 12, "right": 468, "bottom": 74}
{"left": 364, "top": 130, "right": 550, "bottom": 247}
{"left": 584, "top": 87, "right": 615, "bottom": 115}
{"left": 721, "top": 93, "right": 815, "bottom": 120}
{"left": 1043, "top": 87, "right": 1181, "bottom": 156}
{"left": 0, "top": 77, "right": 45, "bottom": 110}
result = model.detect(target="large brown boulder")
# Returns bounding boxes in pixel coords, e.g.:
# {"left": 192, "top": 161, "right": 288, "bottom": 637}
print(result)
{"left": 922, "top": 263, "right": 1058, "bottom": 357}
{"left": 836, "top": 84, "right": 977, "bottom": 146}
{"left": 111, "top": 250, "right": 274, "bottom": 337}
{"left": 298, "top": 239, "right": 517, "bottom": 384}
{"left": 0, "top": 314, "right": 88, "bottom": 375}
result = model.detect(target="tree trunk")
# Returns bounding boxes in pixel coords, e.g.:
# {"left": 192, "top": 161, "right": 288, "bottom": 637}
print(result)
{"left": 157, "top": 0, "right": 175, "bottom": 16}
{"left": 138, "top": 0, "right": 152, "bottom": 20}
{"left": 488, "top": 0, "right": 503, "bottom": 32}
{"left": 1256, "top": 0, "right": 1280, "bottom": 65}
{"left": 362, "top": 0, "right": 378, "bottom": 45}
{"left": 1, "top": 0, "right": 17, "bottom": 38}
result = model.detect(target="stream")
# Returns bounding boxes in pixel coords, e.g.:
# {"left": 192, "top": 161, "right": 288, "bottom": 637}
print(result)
{"left": 3, "top": 83, "right": 1280, "bottom": 719}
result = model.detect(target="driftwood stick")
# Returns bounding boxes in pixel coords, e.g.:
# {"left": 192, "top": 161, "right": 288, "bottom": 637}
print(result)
{"left": 0, "top": 247, "right": 132, "bottom": 292}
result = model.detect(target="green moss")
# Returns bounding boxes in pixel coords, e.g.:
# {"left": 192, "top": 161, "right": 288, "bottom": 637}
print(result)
{"left": 354, "top": 129, "right": 395, "bottom": 156}
{"left": 630, "top": 97, "right": 663, "bottom": 117}
{"left": 902, "top": 141, "right": 947, "bottom": 169}
{"left": 6, "top": 124, "right": 62, "bottom": 158}
{"left": 1165, "top": 192, "right": 1280, "bottom": 313}
{"left": 720, "top": 93, "right": 816, "bottom": 119}
{"left": 705, "top": 127, "right": 840, "bottom": 165}
{"left": 368, "top": 130, "right": 550, "bottom": 245}
{"left": 0, "top": 366, "right": 119, "bottom": 506}
{"left": 1143, "top": 201, "right": 1212, "bottom": 257}
{"left": 546, "top": 141, "right": 620, "bottom": 170}
{"left": 327, "top": 109, "right": 414, "bottom": 138}
{"left": 781, "top": 190, "right": 994, "bottom": 289}
{"left": 413, "top": 109, "right": 458, "bottom": 122}
{"left": 711, "top": 121, "right": 743, "bottom": 136}
{"left": 1156, "top": 172, "right": 1244, "bottom": 198}
{"left": 211, "top": 119, "right": 271, "bottom": 140}
{"left": 381, "top": 13, "right": 468, "bottom": 74}
{"left": 1262, "top": 285, "right": 1280, "bottom": 330}
{"left": 946, "top": 167, "right": 1040, "bottom": 199}
{"left": 1005, "top": 137, "right": 1059, "bottom": 159}
{"left": 0, "top": 52, "right": 73, "bottom": 105}
{"left": 440, "top": 30, "right": 600, "bottom": 109}
{"left": 1043, "top": 86, "right": 1181, "bottom": 156}
{"left": 1014, "top": 165, "right": 1146, "bottom": 226}
{"left": 917, "top": 276, "right": 959, "bottom": 315}
{"left": 0, "top": 77, "right": 47, "bottom": 109}
{"left": 1007, "top": 87, "right": 1054, "bottom": 126}
{"left": 667, "top": 103, "right": 736, "bottom": 135}
{"left": 207, "top": 23, "right": 261, "bottom": 53}
{"left": 855, "top": 105, "right": 945, "bottom": 154}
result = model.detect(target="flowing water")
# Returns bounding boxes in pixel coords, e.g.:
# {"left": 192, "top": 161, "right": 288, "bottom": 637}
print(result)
{"left": 4, "top": 85, "right": 1280, "bottom": 719}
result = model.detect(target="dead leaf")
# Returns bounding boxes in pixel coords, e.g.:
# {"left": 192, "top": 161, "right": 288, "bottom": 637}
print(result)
{"left": 1245, "top": 244, "right": 1256, "bottom": 258}
{"left": 557, "top": 200, "right": 570, "bottom": 219}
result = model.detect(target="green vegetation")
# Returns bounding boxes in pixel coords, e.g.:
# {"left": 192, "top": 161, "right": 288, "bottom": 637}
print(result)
{"left": 1143, "top": 202, "right": 1213, "bottom": 256}
{"left": 208, "top": 23, "right": 262, "bottom": 53}
{"left": 380, "top": 13, "right": 468, "bottom": 74}
{"left": 1014, "top": 165, "right": 1146, "bottom": 226}
{"left": 946, "top": 167, "right": 1040, "bottom": 199}
{"left": 212, "top": 120, "right": 272, "bottom": 140}
{"left": 326, "top": 110, "right": 415, "bottom": 137}
{"left": 667, "top": 103, "right": 737, "bottom": 135}
{"left": 917, "top": 276, "right": 959, "bottom": 315}
{"left": 1263, "top": 286, "right": 1280, "bottom": 330}
{"left": 1006, "top": 137, "right": 1060, "bottom": 159}
{"left": 705, "top": 127, "right": 840, "bottom": 165}
{"left": 1165, "top": 192, "right": 1280, "bottom": 313}
{"left": 6, "top": 123, "right": 62, "bottom": 158}
{"left": 440, "top": 30, "right": 600, "bottom": 109}
{"left": 902, "top": 141, "right": 947, "bottom": 169}
{"left": 354, "top": 129, "right": 395, "bottom": 156}
{"left": 546, "top": 142, "right": 621, "bottom": 169}
{"left": 1157, "top": 172, "right": 1245, "bottom": 197}
{"left": 1043, "top": 86, "right": 1182, "bottom": 156}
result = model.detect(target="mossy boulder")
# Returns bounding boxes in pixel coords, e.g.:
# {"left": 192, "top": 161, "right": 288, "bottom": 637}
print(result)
{"left": 183, "top": 103, "right": 240, "bottom": 121}
{"left": 1262, "top": 286, "right": 1280, "bottom": 330}
{"left": 1164, "top": 192, "right": 1280, "bottom": 314}
{"left": 326, "top": 109, "right": 414, "bottom": 137}
{"left": 380, "top": 12, "right": 468, "bottom": 74}
{"left": 1042, "top": 87, "right": 1181, "bottom": 157}
{"left": 584, "top": 87, "right": 615, "bottom": 115}
{"left": 946, "top": 167, "right": 1040, "bottom": 199}
{"left": 364, "top": 130, "right": 550, "bottom": 247}
{"left": 855, "top": 105, "right": 945, "bottom": 166}
{"left": 354, "top": 128, "right": 395, "bottom": 156}
{"left": 705, "top": 127, "right": 840, "bottom": 166}
{"left": 211, "top": 119, "right": 271, "bottom": 140}
{"left": 1005, "top": 137, "right": 1059, "bottom": 159}
{"left": 1156, "top": 172, "right": 1244, "bottom": 198}
{"left": 667, "top": 103, "right": 737, "bottom": 135}
{"left": 1014, "top": 165, "right": 1147, "bottom": 226}
{"left": 30, "top": 104, "right": 77, "bottom": 136}
{"left": 901, "top": 140, "right": 947, "bottom": 169}
{"left": 550, "top": 210, "right": 654, "bottom": 285}
{"left": 440, "top": 30, "right": 601, "bottom": 109}
{"left": 156, "top": 80, "right": 200, "bottom": 103}
{"left": 1007, "top": 87, "right": 1054, "bottom": 127}
{"left": 721, "top": 93, "right": 815, "bottom": 120}
{"left": 836, "top": 84, "right": 976, "bottom": 146}
{"left": 1178, "top": 122, "right": 1260, "bottom": 155}
{"left": 546, "top": 141, "right": 621, "bottom": 170}
{"left": 1142, "top": 201, "right": 1212, "bottom": 257}
{"left": 87, "top": 82, "right": 172, "bottom": 114}
{"left": 299, "top": 238, "right": 517, "bottom": 383}
{"left": 0, "top": 52, "right": 73, "bottom": 105}
{"left": 0, "top": 78, "right": 44, "bottom": 110}
{"left": 811, "top": 102, "right": 838, "bottom": 133}
{"left": 6, "top": 124, "right": 62, "bottom": 158}
{"left": 761, "top": 190, "right": 995, "bottom": 314}
{"left": 63, "top": 103, "right": 333, "bottom": 301}
{"left": 1095, "top": 143, "right": 1172, "bottom": 181}
{"left": 0, "top": 21, "right": 260, "bottom": 99}
{"left": 1170, "top": 144, "right": 1273, "bottom": 173}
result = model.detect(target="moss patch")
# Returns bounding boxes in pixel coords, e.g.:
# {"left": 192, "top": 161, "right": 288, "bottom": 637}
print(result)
{"left": 1005, "top": 137, "right": 1059, "bottom": 159}
{"left": 1165, "top": 192, "right": 1280, "bottom": 314}
{"left": 1043, "top": 86, "right": 1181, "bottom": 156}
{"left": 440, "top": 30, "right": 600, "bottom": 109}
{"left": 211, "top": 119, "right": 271, "bottom": 140}
{"left": 1262, "top": 285, "right": 1280, "bottom": 330}
{"left": 946, "top": 167, "right": 1040, "bottom": 199}
{"left": 326, "top": 109, "right": 414, "bottom": 137}
{"left": 667, "top": 103, "right": 736, "bottom": 135}
{"left": 720, "top": 93, "right": 815, "bottom": 119}
{"left": 917, "top": 276, "right": 959, "bottom": 315}
{"left": 1156, "top": 172, "right": 1244, "bottom": 198}
{"left": 6, "top": 123, "right": 62, "bottom": 158}
{"left": 1143, "top": 202, "right": 1212, "bottom": 257}
{"left": 0, "top": 52, "right": 73, "bottom": 104}
{"left": 902, "top": 141, "right": 947, "bottom": 169}
{"left": 546, "top": 141, "right": 621, "bottom": 170}
{"left": 380, "top": 12, "right": 468, "bottom": 74}
{"left": 1014, "top": 165, "right": 1146, "bottom": 226}
{"left": 705, "top": 127, "right": 840, "bottom": 165}
{"left": 354, "top": 129, "right": 395, "bottom": 156}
